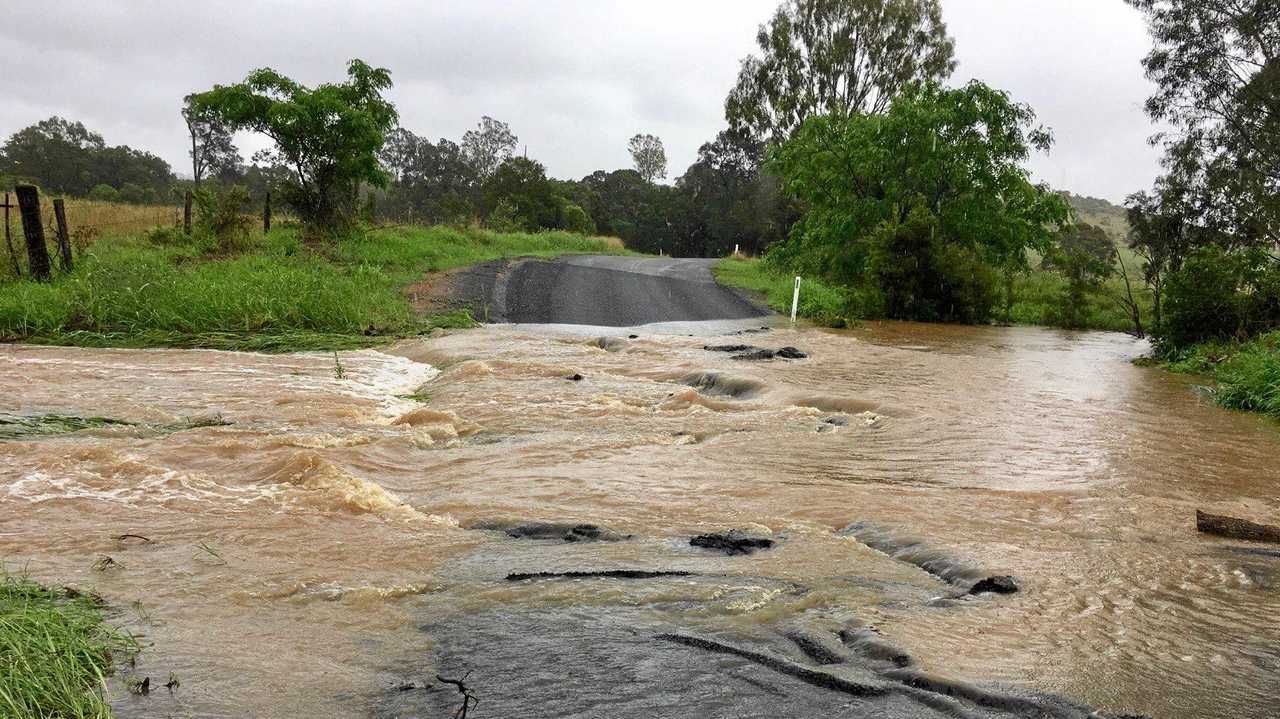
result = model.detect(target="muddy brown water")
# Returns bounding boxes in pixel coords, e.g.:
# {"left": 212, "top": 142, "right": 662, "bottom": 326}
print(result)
{"left": 2, "top": 322, "right": 1278, "bottom": 718}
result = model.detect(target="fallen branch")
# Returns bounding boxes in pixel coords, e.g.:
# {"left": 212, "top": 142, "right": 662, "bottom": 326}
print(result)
{"left": 437, "top": 673, "right": 477, "bottom": 719}
{"left": 1196, "top": 510, "right": 1280, "bottom": 544}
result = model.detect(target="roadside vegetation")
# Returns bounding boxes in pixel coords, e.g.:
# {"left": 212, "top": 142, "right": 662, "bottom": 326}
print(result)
{"left": 714, "top": 257, "right": 852, "bottom": 326}
{"left": 0, "top": 220, "right": 625, "bottom": 351}
{"left": 0, "top": 570, "right": 138, "bottom": 719}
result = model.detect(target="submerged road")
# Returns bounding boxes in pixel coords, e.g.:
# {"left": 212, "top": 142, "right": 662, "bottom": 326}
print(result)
{"left": 496, "top": 255, "right": 770, "bottom": 327}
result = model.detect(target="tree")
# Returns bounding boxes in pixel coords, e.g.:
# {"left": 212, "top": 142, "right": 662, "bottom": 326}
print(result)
{"left": 768, "top": 80, "right": 1069, "bottom": 322}
{"left": 482, "top": 157, "right": 559, "bottom": 231}
{"left": 726, "top": 0, "right": 956, "bottom": 143}
{"left": 182, "top": 94, "right": 240, "bottom": 187}
{"left": 462, "top": 116, "right": 518, "bottom": 182}
{"left": 189, "top": 59, "right": 398, "bottom": 232}
{"left": 0, "top": 117, "right": 175, "bottom": 198}
{"left": 1126, "top": 0, "right": 1279, "bottom": 252}
{"left": 628, "top": 133, "right": 667, "bottom": 183}
{"left": 379, "top": 126, "right": 421, "bottom": 183}
{"left": 1042, "top": 223, "right": 1117, "bottom": 329}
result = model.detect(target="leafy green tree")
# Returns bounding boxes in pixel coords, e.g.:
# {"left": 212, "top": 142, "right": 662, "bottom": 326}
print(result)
{"left": 1127, "top": 0, "right": 1279, "bottom": 249}
{"left": 769, "top": 80, "right": 1069, "bottom": 322}
{"left": 1042, "top": 223, "right": 1116, "bottom": 329}
{"left": 462, "top": 116, "right": 517, "bottom": 182}
{"left": 627, "top": 133, "right": 667, "bottom": 183}
{"left": 182, "top": 94, "right": 241, "bottom": 187}
{"left": 726, "top": 0, "right": 956, "bottom": 143}
{"left": 189, "top": 59, "right": 398, "bottom": 232}
{"left": 482, "top": 157, "right": 559, "bottom": 231}
{"left": 381, "top": 130, "right": 478, "bottom": 224}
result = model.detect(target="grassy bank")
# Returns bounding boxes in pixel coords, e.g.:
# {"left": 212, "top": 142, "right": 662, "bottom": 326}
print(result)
{"left": 714, "top": 257, "right": 853, "bottom": 326}
{"left": 1009, "top": 248, "right": 1151, "bottom": 333}
{"left": 716, "top": 256, "right": 1150, "bottom": 333}
{"left": 1158, "top": 332, "right": 1280, "bottom": 417}
{"left": 0, "top": 225, "right": 626, "bottom": 351}
{"left": 1, "top": 571, "right": 138, "bottom": 718}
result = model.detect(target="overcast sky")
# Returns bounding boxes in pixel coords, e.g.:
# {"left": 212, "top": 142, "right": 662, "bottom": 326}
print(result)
{"left": 0, "top": 0, "right": 1160, "bottom": 202}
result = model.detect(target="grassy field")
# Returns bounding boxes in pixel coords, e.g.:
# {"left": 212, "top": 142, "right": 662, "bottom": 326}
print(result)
{"left": 0, "top": 571, "right": 138, "bottom": 718}
{"left": 714, "top": 257, "right": 855, "bottom": 327}
{"left": 1, "top": 196, "right": 185, "bottom": 247}
{"left": 0, "top": 223, "right": 627, "bottom": 351}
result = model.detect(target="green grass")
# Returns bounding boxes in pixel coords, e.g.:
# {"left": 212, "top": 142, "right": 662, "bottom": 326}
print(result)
{"left": 1009, "top": 247, "right": 1152, "bottom": 333}
{"left": 0, "top": 225, "right": 626, "bottom": 351}
{"left": 1161, "top": 331, "right": 1280, "bottom": 417}
{"left": 714, "top": 257, "right": 853, "bottom": 326}
{"left": 0, "top": 571, "right": 138, "bottom": 719}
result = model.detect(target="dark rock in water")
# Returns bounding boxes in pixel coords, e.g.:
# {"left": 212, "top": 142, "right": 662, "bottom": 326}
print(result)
{"left": 704, "top": 344, "right": 756, "bottom": 353}
{"left": 733, "top": 348, "right": 778, "bottom": 361}
{"left": 776, "top": 346, "right": 807, "bottom": 359}
{"left": 470, "top": 520, "right": 631, "bottom": 543}
{"left": 628, "top": 334, "right": 639, "bottom": 339}
{"left": 690, "top": 531, "right": 775, "bottom": 556}
{"left": 969, "top": 576, "right": 1020, "bottom": 595}
{"left": 506, "top": 570, "right": 694, "bottom": 581}
{"left": 823, "top": 416, "right": 849, "bottom": 427}
{"left": 566, "top": 373, "right": 584, "bottom": 381}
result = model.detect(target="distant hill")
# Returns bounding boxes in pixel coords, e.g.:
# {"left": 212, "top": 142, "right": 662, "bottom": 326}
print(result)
{"left": 1057, "top": 190, "right": 1129, "bottom": 242}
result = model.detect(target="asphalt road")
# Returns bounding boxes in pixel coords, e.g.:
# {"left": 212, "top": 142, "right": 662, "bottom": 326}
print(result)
{"left": 496, "top": 256, "right": 770, "bottom": 327}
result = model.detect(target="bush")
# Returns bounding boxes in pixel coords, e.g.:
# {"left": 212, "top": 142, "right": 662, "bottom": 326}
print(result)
{"left": 118, "top": 182, "right": 147, "bottom": 204}
{"left": 1160, "top": 246, "right": 1280, "bottom": 351}
{"left": 86, "top": 184, "right": 119, "bottom": 203}
{"left": 558, "top": 201, "right": 595, "bottom": 235}
{"left": 866, "top": 206, "right": 996, "bottom": 323}
{"left": 193, "top": 184, "right": 254, "bottom": 253}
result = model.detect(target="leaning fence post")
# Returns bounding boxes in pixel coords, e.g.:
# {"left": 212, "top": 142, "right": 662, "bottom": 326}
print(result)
{"left": 183, "top": 190, "right": 193, "bottom": 235}
{"left": 52, "top": 198, "right": 72, "bottom": 272}
{"left": 263, "top": 191, "right": 272, "bottom": 233}
{"left": 15, "top": 185, "right": 51, "bottom": 281}
{"left": 3, "top": 192, "right": 20, "bottom": 278}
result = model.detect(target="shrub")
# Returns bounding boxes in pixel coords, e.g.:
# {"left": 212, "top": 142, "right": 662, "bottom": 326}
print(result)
{"left": 86, "top": 184, "right": 119, "bottom": 203}
{"left": 1159, "top": 246, "right": 1280, "bottom": 351}
{"left": 866, "top": 206, "right": 996, "bottom": 323}
{"left": 559, "top": 201, "right": 595, "bottom": 235}
{"left": 193, "top": 184, "right": 253, "bottom": 253}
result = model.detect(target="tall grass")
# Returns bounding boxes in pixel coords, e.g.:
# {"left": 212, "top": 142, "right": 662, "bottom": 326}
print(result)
{"left": 1, "top": 196, "right": 181, "bottom": 244}
{"left": 0, "top": 225, "right": 627, "bottom": 351}
{"left": 1164, "top": 331, "right": 1280, "bottom": 417}
{"left": 0, "top": 571, "right": 138, "bottom": 719}
{"left": 714, "top": 257, "right": 853, "bottom": 326}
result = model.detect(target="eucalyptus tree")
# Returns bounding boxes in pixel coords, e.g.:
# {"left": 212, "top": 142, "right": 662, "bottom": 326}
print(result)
{"left": 627, "top": 133, "right": 667, "bottom": 183}
{"left": 461, "top": 116, "right": 518, "bottom": 182}
{"left": 725, "top": 0, "right": 956, "bottom": 143}
{"left": 182, "top": 94, "right": 240, "bottom": 186}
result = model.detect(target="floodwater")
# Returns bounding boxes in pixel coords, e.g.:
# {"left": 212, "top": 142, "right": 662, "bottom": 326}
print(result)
{"left": 2, "top": 322, "right": 1278, "bottom": 718}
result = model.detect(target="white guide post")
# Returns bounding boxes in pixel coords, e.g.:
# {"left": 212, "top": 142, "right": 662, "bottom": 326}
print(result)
{"left": 791, "top": 276, "right": 801, "bottom": 323}
{"left": 734, "top": 243, "right": 739, "bottom": 256}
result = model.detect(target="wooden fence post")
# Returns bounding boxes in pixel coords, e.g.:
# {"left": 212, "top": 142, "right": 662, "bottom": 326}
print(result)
{"left": 15, "top": 185, "right": 51, "bottom": 281}
{"left": 263, "top": 191, "right": 272, "bottom": 233}
{"left": 52, "top": 198, "right": 72, "bottom": 272}
{"left": 3, "top": 192, "right": 20, "bottom": 278}
{"left": 183, "top": 191, "right": 193, "bottom": 235}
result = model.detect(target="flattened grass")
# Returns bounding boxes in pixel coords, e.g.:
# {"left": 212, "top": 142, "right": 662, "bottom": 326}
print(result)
{"left": 0, "top": 571, "right": 138, "bottom": 719}
{"left": 0, "top": 225, "right": 625, "bottom": 351}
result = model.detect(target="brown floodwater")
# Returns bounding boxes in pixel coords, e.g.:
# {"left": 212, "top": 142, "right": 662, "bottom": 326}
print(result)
{"left": 2, "top": 321, "right": 1278, "bottom": 718}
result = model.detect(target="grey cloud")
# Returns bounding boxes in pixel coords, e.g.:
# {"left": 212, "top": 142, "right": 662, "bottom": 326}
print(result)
{"left": 0, "top": 0, "right": 1159, "bottom": 200}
